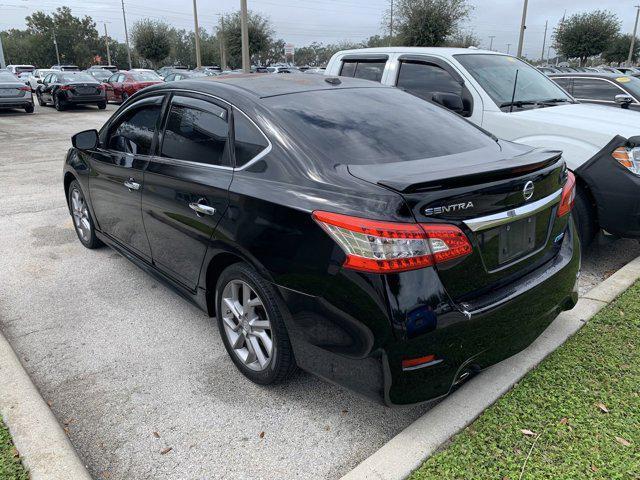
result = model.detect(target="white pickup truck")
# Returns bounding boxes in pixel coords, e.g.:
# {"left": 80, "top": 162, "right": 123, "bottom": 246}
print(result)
{"left": 325, "top": 47, "right": 640, "bottom": 245}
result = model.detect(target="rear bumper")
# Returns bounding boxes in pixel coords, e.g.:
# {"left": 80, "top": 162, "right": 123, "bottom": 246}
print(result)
{"left": 276, "top": 218, "right": 580, "bottom": 406}
{"left": 0, "top": 97, "right": 33, "bottom": 108}
{"left": 60, "top": 92, "right": 105, "bottom": 104}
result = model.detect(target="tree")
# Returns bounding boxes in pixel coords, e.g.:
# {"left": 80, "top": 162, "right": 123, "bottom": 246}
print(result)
{"left": 445, "top": 32, "right": 480, "bottom": 48}
{"left": 603, "top": 34, "right": 640, "bottom": 65}
{"left": 387, "top": 0, "right": 472, "bottom": 47}
{"left": 219, "top": 11, "right": 275, "bottom": 67}
{"left": 553, "top": 10, "right": 620, "bottom": 66}
{"left": 132, "top": 20, "right": 172, "bottom": 68}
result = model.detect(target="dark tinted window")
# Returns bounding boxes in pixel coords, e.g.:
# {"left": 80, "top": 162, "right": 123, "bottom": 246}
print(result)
{"left": 233, "top": 110, "right": 269, "bottom": 167}
{"left": 340, "top": 60, "right": 386, "bottom": 82}
{"left": 161, "top": 96, "right": 230, "bottom": 166}
{"left": 107, "top": 97, "right": 163, "bottom": 155}
{"left": 572, "top": 78, "right": 624, "bottom": 101}
{"left": 268, "top": 87, "right": 495, "bottom": 165}
{"left": 397, "top": 62, "right": 462, "bottom": 101}
{"left": 552, "top": 77, "right": 572, "bottom": 93}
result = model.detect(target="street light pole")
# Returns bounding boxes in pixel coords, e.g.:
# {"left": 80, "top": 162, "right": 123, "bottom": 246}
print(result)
{"left": 388, "top": 0, "right": 393, "bottom": 47}
{"left": 506, "top": 43, "right": 511, "bottom": 54}
{"left": 219, "top": 16, "right": 227, "bottom": 70}
{"left": 121, "top": 0, "right": 133, "bottom": 70}
{"left": 517, "top": 0, "right": 528, "bottom": 58}
{"left": 53, "top": 30, "right": 61, "bottom": 65}
{"left": 240, "top": 0, "right": 250, "bottom": 73}
{"left": 488, "top": 35, "right": 495, "bottom": 51}
{"left": 104, "top": 23, "right": 112, "bottom": 66}
{"left": 192, "top": 0, "right": 202, "bottom": 68}
{"left": 628, "top": 5, "right": 640, "bottom": 66}
{"left": 541, "top": 19, "right": 548, "bottom": 62}
{"left": 0, "top": 33, "right": 6, "bottom": 69}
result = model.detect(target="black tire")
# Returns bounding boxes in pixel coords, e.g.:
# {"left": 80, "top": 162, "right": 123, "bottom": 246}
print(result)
{"left": 215, "top": 263, "right": 297, "bottom": 385}
{"left": 54, "top": 94, "right": 66, "bottom": 111}
{"left": 24, "top": 103, "right": 34, "bottom": 113}
{"left": 67, "top": 180, "right": 103, "bottom": 249}
{"left": 573, "top": 184, "right": 598, "bottom": 248}
{"left": 36, "top": 91, "right": 46, "bottom": 106}
{"left": 97, "top": 101, "right": 107, "bottom": 110}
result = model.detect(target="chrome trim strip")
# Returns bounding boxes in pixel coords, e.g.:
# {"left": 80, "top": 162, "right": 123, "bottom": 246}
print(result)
{"left": 463, "top": 189, "right": 562, "bottom": 232}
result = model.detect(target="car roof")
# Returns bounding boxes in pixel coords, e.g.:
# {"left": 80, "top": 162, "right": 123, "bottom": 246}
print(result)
{"left": 330, "top": 46, "right": 500, "bottom": 58}
{"left": 151, "top": 74, "right": 387, "bottom": 100}
{"left": 548, "top": 72, "right": 633, "bottom": 79}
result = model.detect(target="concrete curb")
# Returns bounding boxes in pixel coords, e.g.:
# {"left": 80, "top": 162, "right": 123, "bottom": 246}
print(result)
{"left": 0, "top": 332, "right": 92, "bottom": 480}
{"left": 342, "top": 255, "right": 640, "bottom": 480}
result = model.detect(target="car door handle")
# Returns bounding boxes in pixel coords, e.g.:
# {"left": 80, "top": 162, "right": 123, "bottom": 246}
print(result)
{"left": 124, "top": 179, "right": 141, "bottom": 191}
{"left": 189, "top": 201, "right": 216, "bottom": 216}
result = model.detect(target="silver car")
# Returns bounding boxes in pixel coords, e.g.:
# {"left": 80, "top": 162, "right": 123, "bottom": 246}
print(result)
{"left": 0, "top": 70, "right": 34, "bottom": 113}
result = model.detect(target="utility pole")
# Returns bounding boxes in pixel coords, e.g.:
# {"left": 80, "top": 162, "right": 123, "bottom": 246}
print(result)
{"left": 0, "top": 33, "right": 6, "bottom": 69}
{"left": 192, "top": 0, "right": 202, "bottom": 68}
{"left": 53, "top": 30, "right": 61, "bottom": 65}
{"left": 219, "top": 16, "right": 227, "bottom": 70}
{"left": 557, "top": 10, "right": 566, "bottom": 66}
{"left": 506, "top": 43, "right": 511, "bottom": 54}
{"left": 103, "top": 23, "right": 112, "bottom": 66}
{"left": 541, "top": 19, "right": 548, "bottom": 62}
{"left": 240, "top": 0, "right": 250, "bottom": 73}
{"left": 121, "top": 0, "right": 133, "bottom": 70}
{"left": 388, "top": 0, "right": 393, "bottom": 47}
{"left": 488, "top": 35, "right": 495, "bottom": 51}
{"left": 517, "top": 0, "right": 528, "bottom": 58}
{"left": 628, "top": 5, "right": 640, "bottom": 66}
{"left": 547, "top": 45, "right": 552, "bottom": 62}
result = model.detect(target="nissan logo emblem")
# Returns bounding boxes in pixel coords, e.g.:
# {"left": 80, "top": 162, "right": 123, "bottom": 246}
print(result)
{"left": 523, "top": 181, "right": 535, "bottom": 201}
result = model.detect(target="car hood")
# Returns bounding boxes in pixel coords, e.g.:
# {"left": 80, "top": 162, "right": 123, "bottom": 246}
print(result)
{"left": 511, "top": 102, "right": 640, "bottom": 139}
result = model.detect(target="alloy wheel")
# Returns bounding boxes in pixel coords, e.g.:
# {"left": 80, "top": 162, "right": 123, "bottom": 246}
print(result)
{"left": 70, "top": 188, "right": 91, "bottom": 242}
{"left": 221, "top": 280, "right": 273, "bottom": 372}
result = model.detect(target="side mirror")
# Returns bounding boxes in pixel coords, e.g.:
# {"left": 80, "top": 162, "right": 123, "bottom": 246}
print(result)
{"left": 431, "top": 92, "right": 465, "bottom": 113}
{"left": 615, "top": 94, "right": 634, "bottom": 108}
{"left": 72, "top": 129, "right": 99, "bottom": 150}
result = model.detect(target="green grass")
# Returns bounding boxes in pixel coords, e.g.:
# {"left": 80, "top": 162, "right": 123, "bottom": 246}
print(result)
{"left": 0, "top": 419, "right": 28, "bottom": 480}
{"left": 411, "top": 281, "right": 640, "bottom": 480}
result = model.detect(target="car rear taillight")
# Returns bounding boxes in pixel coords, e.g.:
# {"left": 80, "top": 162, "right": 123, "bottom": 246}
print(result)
{"left": 18, "top": 86, "right": 31, "bottom": 91}
{"left": 557, "top": 171, "right": 576, "bottom": 217}
{"left": 312, "top": 211, "right": 472, "bottom": 273}
{"left": 59, "top": 85, "right": 72, "bottom": 91}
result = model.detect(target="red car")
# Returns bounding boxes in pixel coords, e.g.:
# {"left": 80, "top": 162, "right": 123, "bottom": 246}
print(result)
{"left": 104, "top": 70, "right": 163, "bottom": 103}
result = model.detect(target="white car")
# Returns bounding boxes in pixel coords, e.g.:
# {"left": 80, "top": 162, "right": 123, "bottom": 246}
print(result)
{"left": 326, "top": 47, "right": 640, "bottom": 245}
{"left": 25, "top": 69, "right": 55, "bottom": 91}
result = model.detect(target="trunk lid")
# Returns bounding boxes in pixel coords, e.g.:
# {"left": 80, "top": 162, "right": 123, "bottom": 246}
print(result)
{"left": 348, "top": 145, "right": 569, "bottom": 302}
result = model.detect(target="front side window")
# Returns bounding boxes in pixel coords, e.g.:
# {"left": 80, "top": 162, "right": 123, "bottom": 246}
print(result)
{"left": 340, "top": 59, "right": 386, "bottom": 82}
{"left": 107, "top": 97, "right": 163, "bottom": 155}
{"left": 397, "top": 62, "right": 462, "bottom": 101}
{"left": 572, "top": 78, "right": 625, "bottom": 102}
{"left": 455, "top": 54, "right": 572, "bottom": 108}
{"left": 233, "top": 109, "right": 269, "bottom": 167}
{"left": 161, "top": 96, "right": 231, "bottom": 167}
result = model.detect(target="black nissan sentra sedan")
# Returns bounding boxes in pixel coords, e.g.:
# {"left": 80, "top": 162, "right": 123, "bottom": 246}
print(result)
{"left": 62, "top": 75, "right": 580, "bottom": 406}
{"left": 36, "top": 71, "right": 106, "bottom": 110}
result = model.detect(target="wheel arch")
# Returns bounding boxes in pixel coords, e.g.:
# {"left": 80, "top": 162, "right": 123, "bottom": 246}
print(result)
{"left": 204, "top": 251, "right": 252, "bottom": 317}
{"left": 63, "top": 171, "right": 78, "bottom": 207}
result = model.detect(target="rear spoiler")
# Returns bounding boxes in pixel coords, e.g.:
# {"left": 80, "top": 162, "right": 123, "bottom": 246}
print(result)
{"left": 348, "top": 147, "right": 563, "bottom": 193}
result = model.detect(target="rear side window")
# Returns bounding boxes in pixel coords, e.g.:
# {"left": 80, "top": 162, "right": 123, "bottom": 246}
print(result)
{"left": 107, "top": 97, "right": 163, "bottom": 155}
{"left": 340, "top": 59, "right": 386, "bottom": 82}
{"left": 572, "top": 78, "right": 623, "bottom": 102}
{"left": 233, "top": 109, "right": 269, "bottom": 167}
{"left": 552, "top": 77, "right": 573, "bottom": 94}
{"left": 161, "top": 96, "right": 231, "bottom": 167}
{"left": 396, "top": 62, "right": 462, "bottom": 101}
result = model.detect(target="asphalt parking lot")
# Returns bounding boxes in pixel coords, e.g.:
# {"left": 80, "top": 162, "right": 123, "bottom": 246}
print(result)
{"left": 1, "top": 101, "right": 639, "bottom": 480}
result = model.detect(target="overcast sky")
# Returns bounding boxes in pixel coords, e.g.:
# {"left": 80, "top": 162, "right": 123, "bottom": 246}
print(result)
{"left": 1, "top": 0, "right": 639, "bottom": 59}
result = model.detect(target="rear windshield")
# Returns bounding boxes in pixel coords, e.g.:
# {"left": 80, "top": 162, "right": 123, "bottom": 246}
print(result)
{"left": 266, "top": 87, "right": 496, "bottom": 164}
{"left": 60, "top": 73, "right": 95, "bottom": 82}
{"left": 0, "top": 72, "right": 18, "bottom": 81}
{"left": 131, "top": 72, "right": 161, "bottom": 81}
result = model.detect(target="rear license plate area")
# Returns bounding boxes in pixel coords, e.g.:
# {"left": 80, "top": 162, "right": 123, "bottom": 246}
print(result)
{"left": 498, "top": 216, "right": 536, "bottom": 264}
{"left": 0, "top": 88, "right": 18, "bottom": 97}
